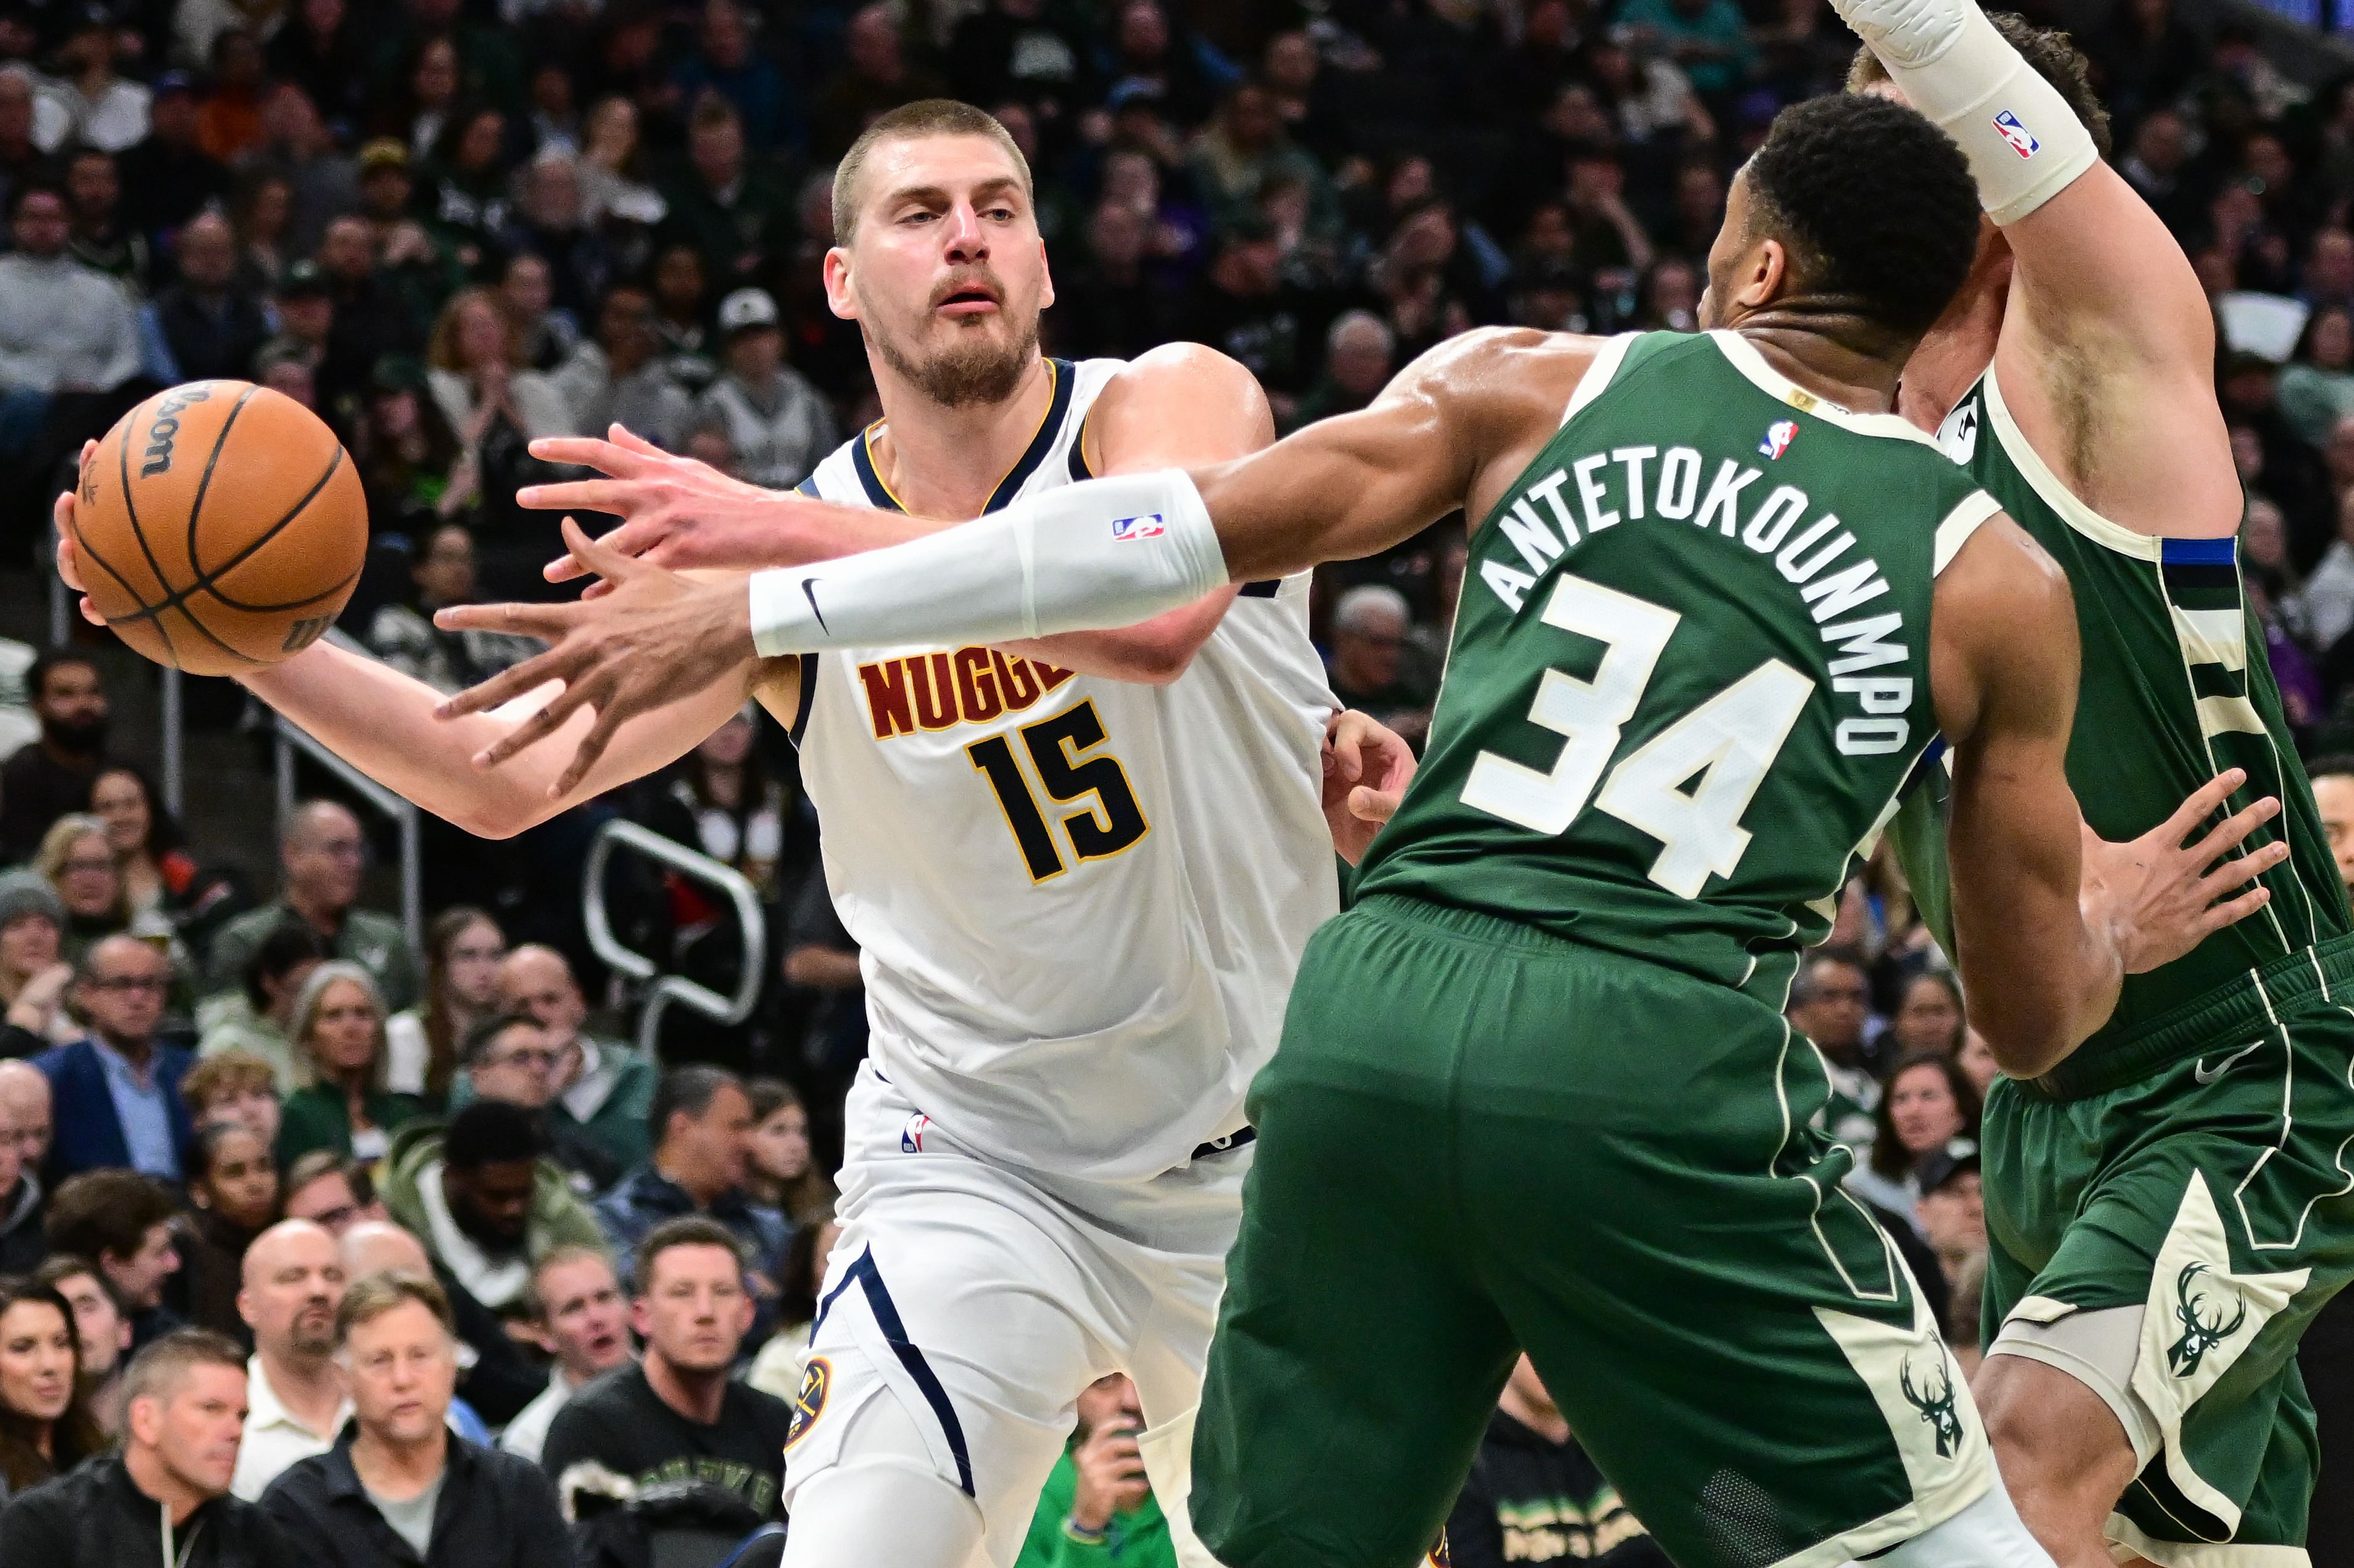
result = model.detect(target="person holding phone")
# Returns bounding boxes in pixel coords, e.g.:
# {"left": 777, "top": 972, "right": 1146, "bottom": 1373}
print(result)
{"left": 1017, "top": 1374, "right": 1173, "bottom": 1567}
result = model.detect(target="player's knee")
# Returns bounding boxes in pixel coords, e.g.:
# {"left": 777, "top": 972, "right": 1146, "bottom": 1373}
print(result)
{"left": 1975, "top": 1356, "right": 2138, "bottom": 1524}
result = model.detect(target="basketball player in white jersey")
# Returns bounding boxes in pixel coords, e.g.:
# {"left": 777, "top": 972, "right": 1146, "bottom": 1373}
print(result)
{"left": 57, "top": 99, "right": 1414, "bottom": 1567}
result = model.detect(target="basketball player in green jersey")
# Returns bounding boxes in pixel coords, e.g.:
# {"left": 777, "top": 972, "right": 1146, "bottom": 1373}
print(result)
{"left": 434, "top": 94, "right": 2286, "bottom": 1568}
{"left": 1834, "top": 1, "right": 2354, "bottom": 1561}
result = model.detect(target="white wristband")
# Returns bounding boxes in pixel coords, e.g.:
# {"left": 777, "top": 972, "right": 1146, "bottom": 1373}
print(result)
{"left": 1841, "top": 0, "right": 2097, "bottom": 224}
{"left": 748, "top": 468, "right": 1228, "bottom": 656}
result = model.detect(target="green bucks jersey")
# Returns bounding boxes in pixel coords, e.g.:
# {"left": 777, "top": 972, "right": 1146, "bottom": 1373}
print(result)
{"left": 1355, "top": 331, "right": 1994, "bottom": 1001}
{"left": 1905, "top": 369, "right": 2354, "bottom": 1068}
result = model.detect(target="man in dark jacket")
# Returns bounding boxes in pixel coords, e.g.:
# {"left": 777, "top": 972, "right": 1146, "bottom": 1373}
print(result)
{"left": 152, "top": 211, "right": 268, "bottom": 382}
{"left": 261, "top": 1272, "right": 568, "bottom": 1568}
{"left": 1443, "top": 1356, "right": 1671, "bottom": 1567}
{"left": 593, "top": 1066, "right": 788, "bottom": 1295}
{"left": 0, "top": 1328, "right": 297, "bottom": 1567}
{"left": 36, "top": 936, "right": 196, "bottom": 1183}
{"left": 0, "top": 1073, "right": 44, "bottom": 1274}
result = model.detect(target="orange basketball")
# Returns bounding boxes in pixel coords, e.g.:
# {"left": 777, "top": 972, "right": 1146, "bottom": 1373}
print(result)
{"left": 70, "top": 381, "right": 367, "bottom": 677}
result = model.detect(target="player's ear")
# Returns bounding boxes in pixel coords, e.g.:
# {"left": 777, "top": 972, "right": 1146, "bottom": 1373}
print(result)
{"left": 1037, "top": 236, "right": 1055, "bottom": 311}
{"left": 823, "top": 247, "right": 858, "bottom": 323}
{"left": 1737, "top": 236, "right": 1790, "bottom": 314}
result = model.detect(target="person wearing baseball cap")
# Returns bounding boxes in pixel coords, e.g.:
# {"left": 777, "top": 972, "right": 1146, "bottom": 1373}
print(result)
{"left": 118, "top": 70, "right": 228, "bottom": 235}
{"left": 690, "top": 287, "right": 836, "bottom": 490}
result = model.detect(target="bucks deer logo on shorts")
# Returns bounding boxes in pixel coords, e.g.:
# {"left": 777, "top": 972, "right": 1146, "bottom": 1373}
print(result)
{"left": 2166, "top": 1263, "right": 2249, "bottom": 1378}
{"left": 1899, "top": 1348, "right": 1964, "bottom": 1458}
{"left": 786, "top": 1356, "right": 831, "bottom": 1451}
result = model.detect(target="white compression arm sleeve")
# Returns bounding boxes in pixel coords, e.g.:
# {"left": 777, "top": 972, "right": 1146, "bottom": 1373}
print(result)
{"left": 1836, "top": 0, "right": 2097, "bottom": 225}
{"left": 746, "top": 468, "right": 1228, "bottom": 657}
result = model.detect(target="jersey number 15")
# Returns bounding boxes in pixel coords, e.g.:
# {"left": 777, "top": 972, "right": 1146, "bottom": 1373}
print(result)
{"left": 1462, "top": 572, "right": 1814, "bottom": 899}
{"left": 968, "top": 699, "right": 1152, "bottom": 882}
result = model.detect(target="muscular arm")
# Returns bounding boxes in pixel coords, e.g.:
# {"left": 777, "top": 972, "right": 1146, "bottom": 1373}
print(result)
{"left": 1931, "top": 514, "right": 2120, "bottom": 1075}
{"left": 1991, "top": 163, "right": 2240, "bottom": 538}
{"left": 529, "top": 345, "right": 1271, "bottom": 682}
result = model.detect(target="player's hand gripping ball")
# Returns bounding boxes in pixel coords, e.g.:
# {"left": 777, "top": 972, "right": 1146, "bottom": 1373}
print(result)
{"left": 68, "top": 380, "right": 367, "bottom": 676}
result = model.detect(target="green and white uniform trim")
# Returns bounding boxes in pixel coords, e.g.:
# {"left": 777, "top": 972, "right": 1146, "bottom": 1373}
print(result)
{"left": 1909, "top": 365, "right": 2354, "bottom": 1567}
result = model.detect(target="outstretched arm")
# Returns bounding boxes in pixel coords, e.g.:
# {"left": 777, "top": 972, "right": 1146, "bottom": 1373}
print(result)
{"left": 436, "top": 329, "right": 1586, "bottom": 791}
{"left": 52, "top": 487, "right": 758, "bottom": 835}
{"left": 526, "top": 345, "right": 1269, "bottom": 683}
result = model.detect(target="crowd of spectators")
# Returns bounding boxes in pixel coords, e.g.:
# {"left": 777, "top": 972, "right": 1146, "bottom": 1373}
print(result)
{"left": 0, "top": 0, "right": 2348, "bottom": 1559}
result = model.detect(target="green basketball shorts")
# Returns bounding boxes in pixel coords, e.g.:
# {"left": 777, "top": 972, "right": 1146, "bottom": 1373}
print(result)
{"left": 1982, "top": 942, "right": 2354, "bottom": 1568}
{"left": 1189, "top": 896, "right": 1996, "bottom": 1568}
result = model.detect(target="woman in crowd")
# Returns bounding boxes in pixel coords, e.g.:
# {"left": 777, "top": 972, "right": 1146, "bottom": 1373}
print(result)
{"left": 385, "top": 906, "right": 504, "bottom": 1102}
{"left": 34, "top": 817, "right": 188, "bottom": 1010}
{"left": 425, "top": 286, "right": 572, "bottom": 453}
{"left": 422, "top": 103, "right": 514, "bottom": 267}
{"left": 748, "top": 1205, "right": 841, "bottom": 1403}
{"left": 88, "top": 765, "right": 207, "bottom": 928}
{"left": 199, "top": 920, "right": 329, "bottom": 1092}
{"left": 183, "top": 1050, "right": 284, "bottom": 1151}
{"left": 277, "top": 962, "right": 425, "bottom": 1166}
{"left": 1845, "top": 1051, "right": 1984, "bottom": 1223}
{"left": 746, "top": 1078, "right": 835, "bottom": 1225}
{"left": 648, "top": 242, "right": 717, "bottom": 394}
{"left": 2281, "top": 304, "right": 2354, "bottom": 448}
{"left": 180, "top": 1120, "right": 282, "bottom": 1338}
{"left": 577, "top": 94, "right": 667, "bottom": 231}
{"left": 352, "top": 357, "right": 469, "bottom": 531}
{"left": 1885, "top": 970, "right": 1966, "bottom": 1058}
{"left": 229, "top": 168, "right": 292, "bottom": 294}
{"left": 1955, "top": 1029, "right": 2000, "bottom": 1101}
{"left": 0, "top": 871, "right": 74, "bottom": 1047}
{"left": 0, "top": 1279, "right": 104, "bottom": 1505}
{"left": 643, "top": 709, "right": 794, "bottom": 903}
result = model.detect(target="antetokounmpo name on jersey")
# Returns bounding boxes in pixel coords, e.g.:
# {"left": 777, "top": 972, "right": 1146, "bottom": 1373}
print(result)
{"left": 857, "top": 647, "right": 1078, "bottom": 738}
{"left": 1477, "top": 447, "right": 1918, "bottom": 756}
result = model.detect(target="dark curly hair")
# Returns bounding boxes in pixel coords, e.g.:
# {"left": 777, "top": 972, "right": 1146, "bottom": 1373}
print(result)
{"left": 1846, "top": 15, "right": 2114, "bottom": 160}
{"left": 1742, "top": 94, "right": 1983, "bottom": 339}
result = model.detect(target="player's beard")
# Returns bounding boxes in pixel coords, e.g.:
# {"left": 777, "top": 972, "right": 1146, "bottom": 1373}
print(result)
{"left": 873, "top": 312, "right": 1040, "bottom": 410}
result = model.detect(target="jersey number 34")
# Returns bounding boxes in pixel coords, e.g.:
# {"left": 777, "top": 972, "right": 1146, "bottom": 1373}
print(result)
{"left": 1462, "top": 572, "right": 1814, "bottom": 899}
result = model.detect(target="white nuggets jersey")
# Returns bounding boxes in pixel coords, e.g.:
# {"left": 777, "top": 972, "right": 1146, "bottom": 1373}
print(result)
{"left": 788, "top": 357, "right": 1337, "bottom": 1181}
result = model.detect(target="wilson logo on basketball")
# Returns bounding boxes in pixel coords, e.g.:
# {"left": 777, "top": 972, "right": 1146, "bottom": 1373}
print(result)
{"left": 138, "top": 382, "right": 217, "bottom": 478}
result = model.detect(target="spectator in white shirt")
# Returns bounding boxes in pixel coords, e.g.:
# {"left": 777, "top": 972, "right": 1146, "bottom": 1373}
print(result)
{"left": 692, "top": 287, "right": 836, "bottom": 490}
{"left": 0, "top": 183, "right": 139, "bottom": 451}
{"left": 230, "top": 1219, "right": 350, "bottom": 1501}
{"left": 39, "top": 11, "right": 149, "bottom": 154}
{"left": 2298, "top": 477, "right": 2354, "bottom": 654}
{"left": 498, "top": 1247, "right": 630, "bottom": 1465}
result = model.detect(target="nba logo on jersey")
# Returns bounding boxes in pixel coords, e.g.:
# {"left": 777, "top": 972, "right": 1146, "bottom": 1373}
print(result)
{"left": 1759, "top": 420, "right": 1798, "bottom": 461}
{"left": 1111, "top": 513, "right": 1165, "bottom": 541}
{"left": 1992, "top": 110, "right": 2040, "bottom": 158}
{"left": 901, "top": 1113, "right": 931, "bottom": 1153}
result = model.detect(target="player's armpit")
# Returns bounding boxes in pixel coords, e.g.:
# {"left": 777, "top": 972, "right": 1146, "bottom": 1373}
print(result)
{"left": 1930, "top": 514, "right": 2120, "bottom": 1078}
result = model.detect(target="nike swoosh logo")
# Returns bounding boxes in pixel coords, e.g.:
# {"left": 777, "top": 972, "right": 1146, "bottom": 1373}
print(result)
{"left": 800, "top": 578, "right": 829, "bottom": 633}
{"left": 2194, "top": 1039, "right": 2263, "bottom": 1084}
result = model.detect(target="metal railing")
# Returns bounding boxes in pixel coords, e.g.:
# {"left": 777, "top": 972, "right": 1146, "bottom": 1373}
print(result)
{"left": 273, "top": 714, "right": 424, "bottom": 953}
{"left": 583, "top": 818, "right": 765, "bottom": 1061}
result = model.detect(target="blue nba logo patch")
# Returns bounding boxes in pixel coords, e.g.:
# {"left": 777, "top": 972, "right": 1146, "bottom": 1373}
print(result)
{"left": 1992, "top": 110, "right": 2039, "bottom": 158}
{"left": 1111, "top": 513, "right": 1165, "bottom": 541}
{"left": 901, "top": 1113, "right": 931, "bottom": 1153}
{"left": 1760, "top": 419, "right": 1798, "bottom": 460}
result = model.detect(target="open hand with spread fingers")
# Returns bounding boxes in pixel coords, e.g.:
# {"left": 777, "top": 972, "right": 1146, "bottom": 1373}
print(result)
{"left": 522, "top": 424, "right": 804, "bottom": 591}
{"left": 432, "top": 518, "right": 755, "bottom": 795}
{"left": 2080, "top": 767, "right": 2291, "bottom": 975}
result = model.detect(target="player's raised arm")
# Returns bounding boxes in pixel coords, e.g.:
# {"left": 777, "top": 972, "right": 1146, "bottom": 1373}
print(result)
{"left": 436, "top": 329, "right": 1585, "bottom": 791}
{"left": 1838, "top": 0, "right": 2238, "bottom": 534}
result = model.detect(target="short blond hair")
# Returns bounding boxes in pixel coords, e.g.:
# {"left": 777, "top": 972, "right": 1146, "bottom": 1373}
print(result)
{"left": 337, "top": 1270, "right": 453, "bottom": 1346}
{"left": 830, "top": 99, "right": 1032, "bottom": 245}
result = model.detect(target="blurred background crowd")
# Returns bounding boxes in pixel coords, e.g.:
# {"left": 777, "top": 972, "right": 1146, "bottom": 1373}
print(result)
{"left": 0, "top": 0, "right": 2347, "bottom": 1561}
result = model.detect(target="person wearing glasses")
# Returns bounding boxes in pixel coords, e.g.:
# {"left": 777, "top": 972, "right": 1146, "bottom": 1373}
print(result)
{"left": 458, "top": 1013, "right": 618, "bottom": 1192}
{"left": 31, "top": 934, "right": 194, "bottom": 1182}
{"left": 203, "top": 802, "right": 423, "bottom": 1020}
